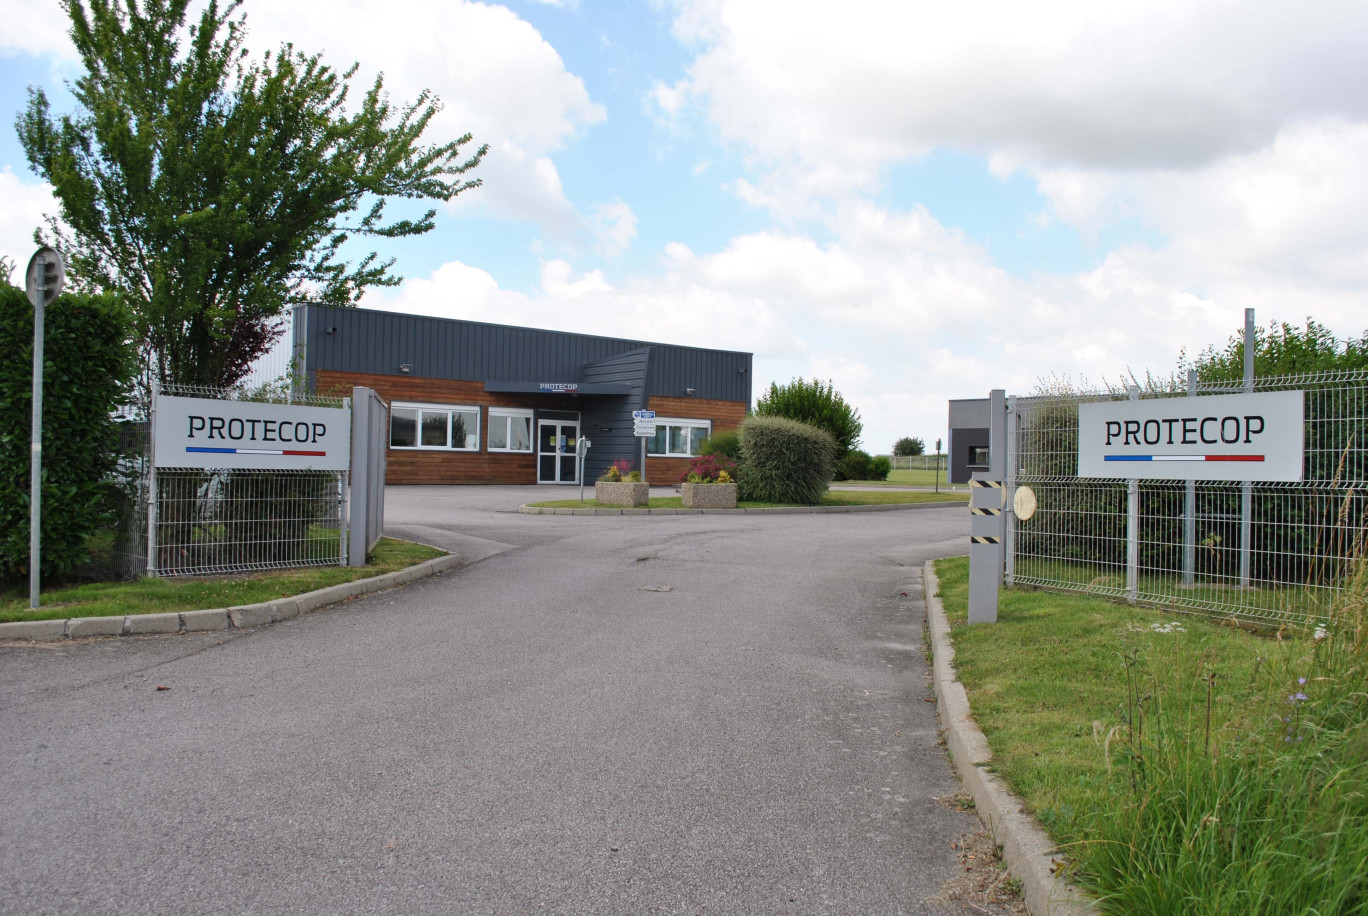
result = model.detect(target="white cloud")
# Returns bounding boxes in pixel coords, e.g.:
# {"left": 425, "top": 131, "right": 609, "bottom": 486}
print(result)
{"left": 5, "top": 0, "right": 607, "bottom": 241}
{"left": 0, "top": 0, "right": 77, "bottom": 58}
{"left": 365, "top": 196, "right": 1282, "bottom": 452}
{"left": 590, "top": 199, "right": 638, "bottom": 256}
{"left": 247, "top": 1, "right": 606, "bottom": 238}
{"left": 1030, "top": 119, "right": 1368, "bottom": 331}
{"left": 664, "top": 0, "right": 1368, "bottom": 208}
{"left": 0, "top": 169, "right": 55, "bottom": 275}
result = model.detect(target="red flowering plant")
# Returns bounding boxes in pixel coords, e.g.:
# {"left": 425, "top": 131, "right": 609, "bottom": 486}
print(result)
{"left": 599, "top": 458, "right": 640, "bottom": 482}
{"left": 679, "top": 454, "right": 738, "bottom": 484}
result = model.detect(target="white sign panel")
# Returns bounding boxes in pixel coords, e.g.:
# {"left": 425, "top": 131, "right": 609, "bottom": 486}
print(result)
{"left": 154, "top": 395, "right": 351, "bottom": 471}
{"left": 632, "top": 409, "right": 657, "bottom": 437}
{"left": 1077, "top": 390, "right": 1303, "bottom": 481}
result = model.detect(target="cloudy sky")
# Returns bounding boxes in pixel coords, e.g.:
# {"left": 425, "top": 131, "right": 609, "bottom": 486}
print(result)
{"left": 3, "top": 0, "right": 1366, "bottom": 453}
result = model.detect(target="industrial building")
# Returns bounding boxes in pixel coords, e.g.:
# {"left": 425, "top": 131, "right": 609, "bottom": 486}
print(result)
{"left": 946, "top": 397, "right": 992, "bottom": 484}
{"left": 294, "top": 305, "right": 752, "bottom": 485}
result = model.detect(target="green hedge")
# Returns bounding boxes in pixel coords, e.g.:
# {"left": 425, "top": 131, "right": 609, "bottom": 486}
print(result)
{"left": 698, "top": 428, "right": 742, "bottom": 459}
{"left": 0, "top": 281, "right": 134, "bottom": 580}
{"left": 738, "top": 416, "right": 835, "bottom": 505}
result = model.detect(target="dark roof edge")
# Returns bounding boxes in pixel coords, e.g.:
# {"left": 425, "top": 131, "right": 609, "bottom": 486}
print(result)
{"left": 299, "top": 304, "right": 753, "bottom": 359}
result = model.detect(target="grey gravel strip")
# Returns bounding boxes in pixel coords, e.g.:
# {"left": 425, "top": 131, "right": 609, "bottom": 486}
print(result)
{"left": 0, "top": 553, "right": 462, "bottom": 643}
{"left": 517, "top": 500, "right": 966, "bottom": 516}
{"left": 923, "top": 561, "right": 1095, "bottom": 915}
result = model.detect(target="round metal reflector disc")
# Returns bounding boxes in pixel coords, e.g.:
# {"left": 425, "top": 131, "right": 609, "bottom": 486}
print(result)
{"left": 1013, "top": 485, "right": 1038, "bottom": 521}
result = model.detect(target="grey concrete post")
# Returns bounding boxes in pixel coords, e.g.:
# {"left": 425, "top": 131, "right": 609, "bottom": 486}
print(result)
{"left": 968, "top": 389, "right": 1007, "bottom": 624}
{"left": 348, "top": 388, "right": 376, "bottom": 568}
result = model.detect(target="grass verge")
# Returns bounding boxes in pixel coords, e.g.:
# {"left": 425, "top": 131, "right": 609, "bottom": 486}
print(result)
{"left": 0, "top": 538, "right": 446, "bottom": 623}
{"left": 528, "top": 490, "right": 968, "bottom": 509}
{"left": 838, "top": 468, "right": 965, "bottom": 489}
{"left": 934, "top": 555, "right": 1368, "bottom": 914}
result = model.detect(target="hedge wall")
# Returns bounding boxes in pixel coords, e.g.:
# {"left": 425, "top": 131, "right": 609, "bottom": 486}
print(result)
{"left": 0, "top": 281, "right": 133, "bottom": 580}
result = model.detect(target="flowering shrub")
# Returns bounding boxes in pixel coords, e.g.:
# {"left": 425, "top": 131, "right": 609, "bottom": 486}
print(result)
{"left": 599, "top": 459, "right": 636, "bottom": 483}
{"left": 679, "top": 454, "right": 738, "bottom": 484}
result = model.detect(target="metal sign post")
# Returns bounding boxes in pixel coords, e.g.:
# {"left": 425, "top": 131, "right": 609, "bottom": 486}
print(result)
{"left": 576, "top": 436, "right": 592, "bottom": 503}
{"left": 24, "top": 247, "right": 65, "bottom": 609}
{"left": 632, "top": 409, "right": 656, "bottom": 479}
{"left": 934, "top": 437, "right": 941, "bottom": 493}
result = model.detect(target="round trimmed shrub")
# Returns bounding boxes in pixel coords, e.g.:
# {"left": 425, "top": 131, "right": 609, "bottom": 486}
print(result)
{"left": 837, "top": 449, "right": 872, "bottom": 481}
{"left": 737, "top": 416, "right": 835, "bottom": 505}
{"left": 868, "top": 455, "right": 892, "bottom": 481}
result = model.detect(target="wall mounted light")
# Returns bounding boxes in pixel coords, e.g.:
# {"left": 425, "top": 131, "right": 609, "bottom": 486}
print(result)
{"left": 685, "top": 387, "right": 696, "bottom": 396}
{"left": 399, "top": 364, "right": 412, "bottom": 374}
{"left": 326, "top": 326, "right": 337, "bottom": 335}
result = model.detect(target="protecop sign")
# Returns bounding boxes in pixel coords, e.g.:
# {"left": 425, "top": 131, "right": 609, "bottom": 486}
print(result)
{"left": 1078, "top": 390, "right": 1303, "bottom": 481}
{"left": 153, "top": 395, "right": 351, "bottom": 471}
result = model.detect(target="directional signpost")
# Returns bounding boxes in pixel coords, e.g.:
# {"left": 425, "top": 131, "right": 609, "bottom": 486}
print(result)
{"left": 632, "top": 409, "right": 657, "bottom": 436}
{"left": 632, "top": 410, "right": 656, "bottom": 480}
{"left": 25, "top": 247, "right": 65, "bottom": 609}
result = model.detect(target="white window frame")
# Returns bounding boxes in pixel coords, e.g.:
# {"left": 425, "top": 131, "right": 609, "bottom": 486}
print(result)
{"left": 390, "top": 401, "right": 481, "bottom": 452}
{"left": 646, "top": 417, "right": 713, "bottom": 458}
{"left": 487, "top": 408, "right": 535, "bottom": 453}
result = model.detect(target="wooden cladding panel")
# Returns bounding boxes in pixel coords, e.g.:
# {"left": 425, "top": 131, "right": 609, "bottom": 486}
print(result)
{"left": 315, "top": 371, "right": 748, "bottom": 485}
{"left": 647, "top": 396, "right": 746, "bottom": 431}
{"left": 645, "top": 457, "right": 692, "bottom": 486}
{"left": 386, "top": 450, "right": 535, "bottom": 486}
{"left": 317, "top": 370, "right": 570, "bottom": 485}
{"left": 316, "top": 371, "right": 573, "bottom": 412}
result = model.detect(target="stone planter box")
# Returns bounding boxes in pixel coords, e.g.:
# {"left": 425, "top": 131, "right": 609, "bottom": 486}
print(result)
{"left": 681, "top": 482, "right": 738, "bottom": 509}
{"left": 596, "top": 481, "right": 649, "bottom": 507}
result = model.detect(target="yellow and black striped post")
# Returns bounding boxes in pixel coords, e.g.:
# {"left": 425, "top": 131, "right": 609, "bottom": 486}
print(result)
{"left": 968, "top": 474, "right": 1005, "bottom": 623}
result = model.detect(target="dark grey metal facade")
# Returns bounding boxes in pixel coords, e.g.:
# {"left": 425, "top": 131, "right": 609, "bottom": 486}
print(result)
{"left": 295, "top": 305, "right": 752, "bottom": 403}
{"left": 580, "top": 348, "right": 651, "bottom": 480}
{"left": 948, "top": 397, "right": 991, "bottom": 484}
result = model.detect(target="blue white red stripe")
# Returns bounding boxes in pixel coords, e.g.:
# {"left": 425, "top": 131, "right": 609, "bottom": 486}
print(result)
{"left": 1104, "top": 455, "right": 1264, "bottom": 462}
{"left": 186, "top": 447, "right": 327, "bottom": 457}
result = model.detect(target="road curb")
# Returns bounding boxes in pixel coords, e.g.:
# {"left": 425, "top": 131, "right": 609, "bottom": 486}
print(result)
{"left": 517, "top": 500, "right": 966, "bottom": 516}
{"left": 923, "top": 561, "right": 1096, "bottom": 916}
{"left": 0, "top": 553, "right": 463, "bottom": 644}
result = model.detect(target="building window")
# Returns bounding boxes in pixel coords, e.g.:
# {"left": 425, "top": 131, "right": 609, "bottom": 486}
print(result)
{"left": 390, "top": 403, "right": 480, "bottom": 451}
{"left": 968, "top": 446, "right": 989, "bottom": 467}
{"left": 647, "top": 418, "right": 712, "bottom": 457}
{"left": 488, "top": 409, "right": 534, "bottom": 453}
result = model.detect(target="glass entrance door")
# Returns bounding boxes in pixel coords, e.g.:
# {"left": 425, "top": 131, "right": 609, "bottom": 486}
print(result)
{"left": 538, "top": 420, "right": 580, "bottom": 484}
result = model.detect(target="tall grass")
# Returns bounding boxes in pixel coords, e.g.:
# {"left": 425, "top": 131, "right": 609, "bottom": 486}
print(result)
{"left": 1083, "top": 557, "right": 1368, "bottom": 913}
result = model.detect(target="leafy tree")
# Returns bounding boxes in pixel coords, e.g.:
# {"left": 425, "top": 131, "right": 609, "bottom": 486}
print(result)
{"left": 17, "top": 0, "right": 486, "bottom": 389}
{"left": 893, "top": 436, "right": 924, "bottom": 456}
{"left": 1183, "top": 318, "right": 1368, "bottom": 384}
{"left": 754, "top": 377, "right": 862, "bottom": 457}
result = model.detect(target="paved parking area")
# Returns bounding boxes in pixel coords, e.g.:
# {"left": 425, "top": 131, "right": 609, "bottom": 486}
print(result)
{"left": 1, "top": 486, "right": 981, "bottom": 915}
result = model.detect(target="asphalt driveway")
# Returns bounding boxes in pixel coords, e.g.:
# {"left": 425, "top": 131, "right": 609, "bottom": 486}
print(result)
{"left": 1, "top": 485, "right": 982, "bottom": 915}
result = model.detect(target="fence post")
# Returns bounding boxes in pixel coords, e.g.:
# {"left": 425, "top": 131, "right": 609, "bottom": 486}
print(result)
{"left": 1240, "top": 308, "right": 1254, "bottom": 588}
{"left": 146, "top": 386, "right": 159, "bottom": 577}
{"left": 1005, "top": 395, "right": 1017, "bottom": 588}
{"left": 1126, "top": 384, "right": 1139, "bottom": 604}
{"left": 1183, "top": 369, "right": 1197, "bottom": 586}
